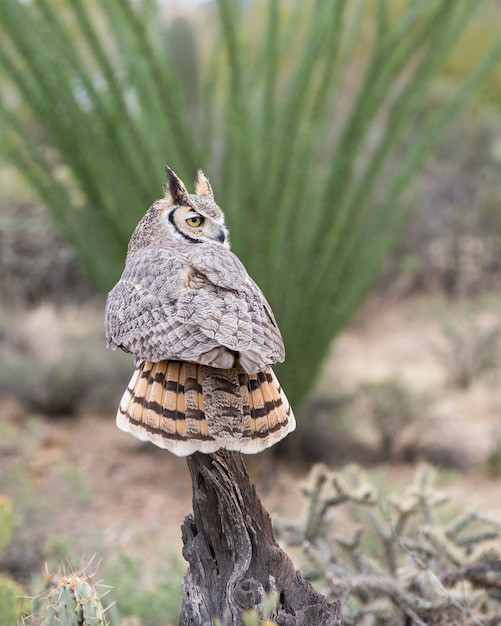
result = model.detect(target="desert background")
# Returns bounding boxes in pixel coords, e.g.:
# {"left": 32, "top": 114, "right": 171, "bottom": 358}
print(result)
{"left": 1, "top": 1, "right": 501, "bottom": 625}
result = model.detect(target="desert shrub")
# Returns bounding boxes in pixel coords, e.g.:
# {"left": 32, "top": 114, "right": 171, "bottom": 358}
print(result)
{"left": 360, "top": 379, "right": 428, "bottom": 461}
{"left": 433, "top": 299, "right": 500, "bottom": 388}
{"left": 288, "top": 390, "right": 374, "bottom": 466}
{"left": 0, "top": 303, "right": 131, "bottom": 415}
{"left": 289, "top": 380, "right": 433, "bottom": 466}
{"left": 0, "top": 457, "right": 90, "bottom": 583}
{"left": 276, "top": 463, "right": 501, "bottom": 625}
{"left": 0, "top": 175, "right": 94, "bottom": 306}
{"left": 3, "top": 352, "right": 94, "bottom": 416}
{"left": 382, "top": 98, "right": 501, "bottom": 298}
{"left": 486, "top": 437, "right": 501, "bottom": 476}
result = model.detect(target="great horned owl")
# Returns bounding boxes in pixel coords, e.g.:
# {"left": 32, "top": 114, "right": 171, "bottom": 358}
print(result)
{"left": 105, "top": 167, "right": 295, "bottom": 456}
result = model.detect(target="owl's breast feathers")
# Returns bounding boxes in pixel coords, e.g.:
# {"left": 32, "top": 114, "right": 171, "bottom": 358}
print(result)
{"left": 105, "top": 244, "right": 284, "bottom": 373}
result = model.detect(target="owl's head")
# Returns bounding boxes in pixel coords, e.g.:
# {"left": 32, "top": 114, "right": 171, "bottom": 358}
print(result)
{"left": 127, "top": 167, "right": 229, "bottom": 259}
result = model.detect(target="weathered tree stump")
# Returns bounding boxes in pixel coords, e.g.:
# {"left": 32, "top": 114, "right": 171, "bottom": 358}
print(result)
{"left": 180, "top": 450, "right": 343, "bottom": 625}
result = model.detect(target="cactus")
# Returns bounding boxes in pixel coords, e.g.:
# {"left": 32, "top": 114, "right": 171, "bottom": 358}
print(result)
{"left": 35, "top": 572, "right": 109, "bottom": 626}
{"left": 276, "top": 463, "right": 501, "bottom": 624}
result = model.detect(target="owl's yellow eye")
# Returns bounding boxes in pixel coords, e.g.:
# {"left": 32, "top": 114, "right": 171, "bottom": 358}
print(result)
{"left": 186, "top": 215, "right": 204, "bottom": 227}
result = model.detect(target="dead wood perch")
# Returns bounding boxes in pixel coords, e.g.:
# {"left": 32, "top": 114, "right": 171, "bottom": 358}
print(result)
{"left": 179, "top": 449, "right": 343, "bottom": 625}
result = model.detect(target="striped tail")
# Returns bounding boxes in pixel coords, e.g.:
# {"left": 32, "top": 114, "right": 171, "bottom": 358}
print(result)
{"left": 116, "top": 360, "right": 296, "bottom": 456}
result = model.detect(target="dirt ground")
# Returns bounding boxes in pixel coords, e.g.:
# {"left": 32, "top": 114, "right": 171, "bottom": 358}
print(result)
{"left": 1, "top": 293, "right": 500, "bottom": 594}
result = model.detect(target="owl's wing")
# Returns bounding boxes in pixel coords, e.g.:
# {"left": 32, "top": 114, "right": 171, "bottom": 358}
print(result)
{"left": 105, "top": 245, "right": 284, "bottom": 372}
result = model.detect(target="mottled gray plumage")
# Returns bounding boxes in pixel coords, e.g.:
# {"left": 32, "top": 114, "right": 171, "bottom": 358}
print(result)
{"left": 105, "top": 167, "right": 295, "bottom": 455}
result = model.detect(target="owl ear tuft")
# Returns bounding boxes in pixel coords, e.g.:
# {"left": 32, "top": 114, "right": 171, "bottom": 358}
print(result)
{"left": 195, "top": 169, "right": 214, "bottom": 198}
{"left": 164, "top": 166, "right": 190, "bottom": 205}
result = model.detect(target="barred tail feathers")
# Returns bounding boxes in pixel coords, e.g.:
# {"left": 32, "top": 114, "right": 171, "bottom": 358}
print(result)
{"left": 116, "top": 360, "right": 295, "bottom": 456}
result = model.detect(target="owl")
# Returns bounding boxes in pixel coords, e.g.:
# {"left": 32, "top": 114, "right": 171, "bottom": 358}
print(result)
{"left": 104, "top": 167, "right": 295, "bottom": 456}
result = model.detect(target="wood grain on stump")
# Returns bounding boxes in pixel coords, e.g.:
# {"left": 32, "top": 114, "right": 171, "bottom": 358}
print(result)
{"left": 180, "top": 450, "right": 342, "bottom": 625}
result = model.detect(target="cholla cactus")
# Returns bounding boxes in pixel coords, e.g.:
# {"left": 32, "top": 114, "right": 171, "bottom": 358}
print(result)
{"left": 276, "top": 463, "right": 501, "bottom": 625}
{"left": 34, "top": 570, "right": 109, "bottom": 626}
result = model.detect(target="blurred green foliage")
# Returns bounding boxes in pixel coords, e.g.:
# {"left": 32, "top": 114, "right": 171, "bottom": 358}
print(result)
{"left": 361, "top": 378, "right": 425, "bottom": 460}
{"left": 433, "top": 297, "right": 501, "bottom": 388}
{"left": 1, "top": 0, "right": 501, "bottom": 408}
{"left": 0, "top": 497, "right": 14, "bottom": 555}
{"left": 0, "top": 497, "right": 30, "bottom": 623}
{"left": 102, "top": 551, "right": 184, "bottom": 625}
